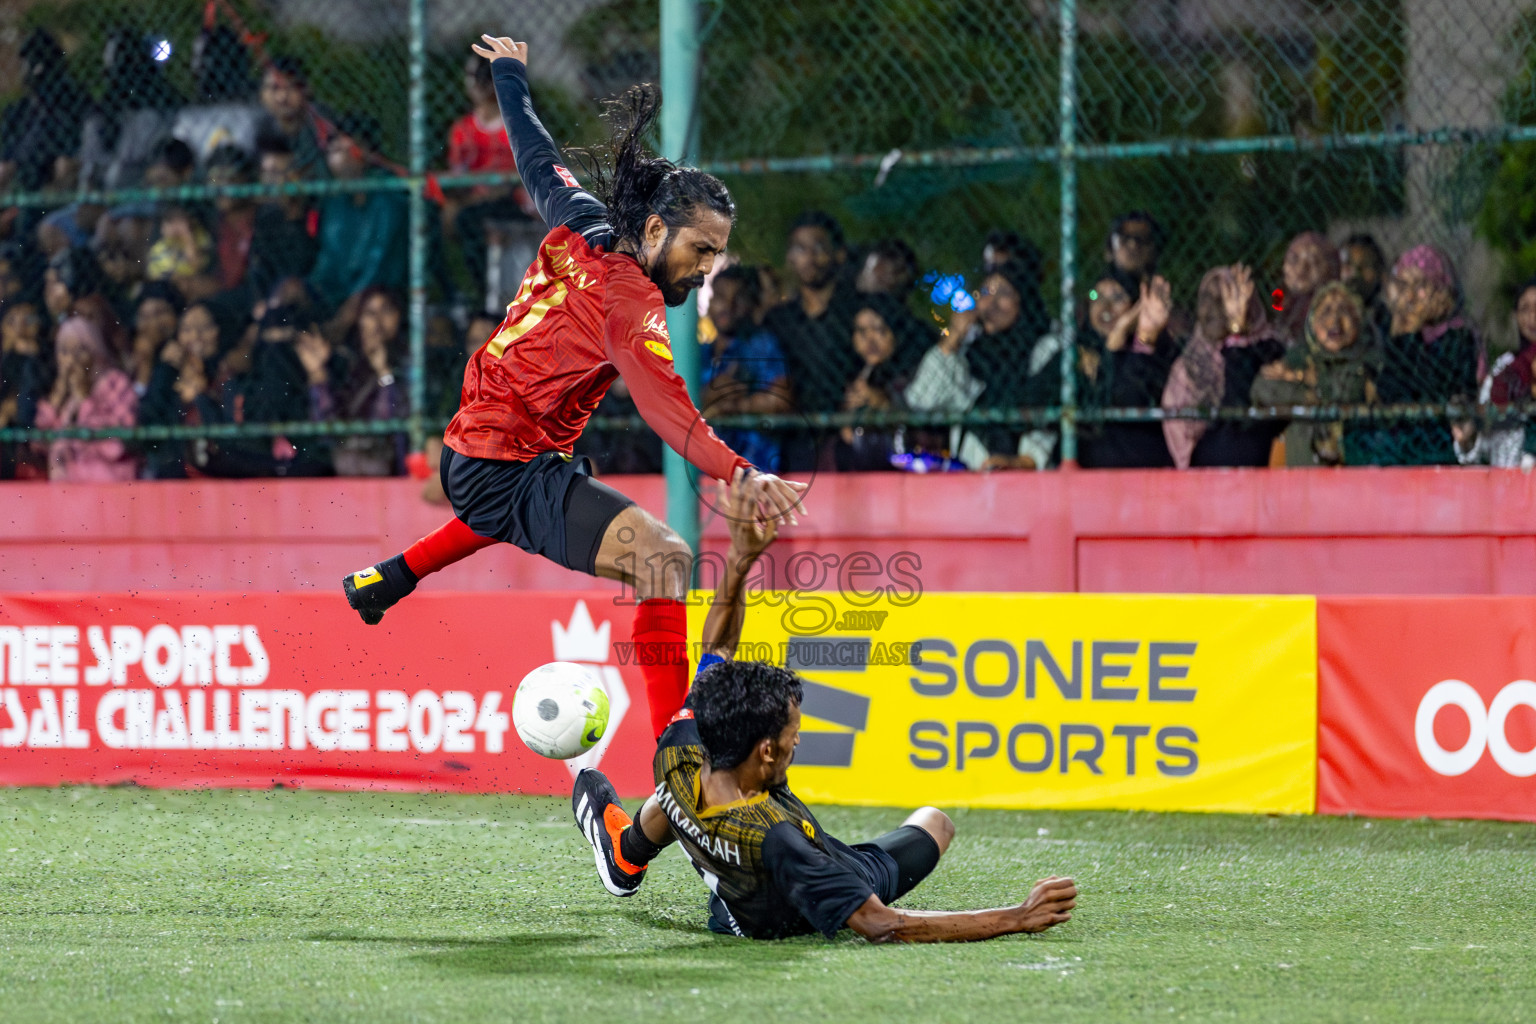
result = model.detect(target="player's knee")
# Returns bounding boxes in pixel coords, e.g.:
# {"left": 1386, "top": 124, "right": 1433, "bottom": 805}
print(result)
{"left": 636, "top": 529, "right": 693, "bottom": 601}
{"left": 908, "top": 806, "right": 955, "bottom": 855}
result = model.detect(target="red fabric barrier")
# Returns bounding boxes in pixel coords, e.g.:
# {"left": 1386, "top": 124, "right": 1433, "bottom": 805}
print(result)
{"left": 0, "top": 592, "right": 658, "bottom": 796}
{"left": 5, "top": 468, "right": 1536, "bottom": 595}
{"left": 1317, "top": 596, "right": 1536, "bottom": 822}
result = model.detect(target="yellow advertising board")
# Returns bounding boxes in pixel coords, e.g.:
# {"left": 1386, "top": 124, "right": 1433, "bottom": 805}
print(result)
{"left": 689, "top": 593, "right": 1316, "bottom": 814}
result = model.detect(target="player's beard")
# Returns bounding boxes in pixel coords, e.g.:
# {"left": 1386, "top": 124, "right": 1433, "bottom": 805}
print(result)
{"left": 650, "top": 242, "right": 705, "bottom": 308}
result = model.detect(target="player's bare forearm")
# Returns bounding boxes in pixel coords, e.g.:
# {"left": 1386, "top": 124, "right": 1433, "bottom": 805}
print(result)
{"left": 847, "top": 877, "right": 1077, "bottom": 944}
{"left": 853, "top": 903, "right": 1028, "bottom": 944}
{"left": 699, "top": 547, "right": 752, "bottom": 659}
{"left": 700, "top": 472, "right": 776, "bottom": 659}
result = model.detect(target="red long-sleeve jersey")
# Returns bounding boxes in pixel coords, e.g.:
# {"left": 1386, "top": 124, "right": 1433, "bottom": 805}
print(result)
{"left": 444, "top": 225, "right": 750, "bottom": 483}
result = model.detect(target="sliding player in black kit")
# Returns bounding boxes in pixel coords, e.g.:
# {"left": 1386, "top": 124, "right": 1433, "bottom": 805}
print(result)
{"left": 571, "top": 477, "right": 1079, "bottom": 942}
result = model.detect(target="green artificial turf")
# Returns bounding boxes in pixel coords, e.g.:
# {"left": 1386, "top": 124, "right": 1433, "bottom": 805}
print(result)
{"left": 0, "top": 787, "right": 1532, "bottom": 1023}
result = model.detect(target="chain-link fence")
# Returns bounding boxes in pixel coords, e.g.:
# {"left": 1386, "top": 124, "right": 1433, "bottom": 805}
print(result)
{"left": 2, "top": 0, "right": 1535, "bottom": 481}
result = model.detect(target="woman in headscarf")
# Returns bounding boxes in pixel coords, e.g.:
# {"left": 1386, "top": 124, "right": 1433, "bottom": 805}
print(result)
{"left": 1161, "top": 264, "right": 1287, "bottom": 468}
{"left": 1362, "top": 244, "right": 1481, "bottom": 465}
{"left": 1077, "top": 269, "right": 1180, "bottom": 468}
{"left": 138, "top": 302, "right": 237, "bottom": 478}
{"left": 1251, "top": 281, "right": 1380, "bottom": 467}
{"left": 829, "top": 293, "right": 926, "bottom": 471}
{"left": 33, "top": 316, "right": 139, "bottom": 481}
{"left": 906, "top": 258, "right": 1058, "bottom": 470}
{"left": 1453, "top": 276, "right": 1536, "bottom": 468}
{"left": 1275, "top": 231, "right": 1341, "bottom": 345}
{"left": 333, "top": 287, "right": 407, "bottom": 476}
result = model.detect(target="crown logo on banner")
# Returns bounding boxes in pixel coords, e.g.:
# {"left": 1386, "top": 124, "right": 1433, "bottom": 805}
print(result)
{"left": 552, "top": 600, "right": 611, "bottom": 663}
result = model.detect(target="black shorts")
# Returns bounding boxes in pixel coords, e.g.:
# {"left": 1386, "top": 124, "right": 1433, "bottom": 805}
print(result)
{"left": 852, "top": 824, "right": 943, "bottom": 905}
{"left": 440, "top": 447, "right": 634, "bottom": 575}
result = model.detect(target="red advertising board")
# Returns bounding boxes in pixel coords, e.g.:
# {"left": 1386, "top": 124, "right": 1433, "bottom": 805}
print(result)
{"left": 1318, "top": 596, "right": 1536, "bottom": 822}
{"left": 0, "top": 592, "right": 658, "bottom": 797}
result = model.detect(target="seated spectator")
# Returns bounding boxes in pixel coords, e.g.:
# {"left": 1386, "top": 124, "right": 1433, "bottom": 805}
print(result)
{"left": 1275, "top": 231, "right": 1341, "bottom": 344}
{"left": 445, "top": 55, "right": 534, "bottom": 300}
{"left": 907, "top": 259, "right": 1057, "bottom": 470}
{"left": 1340, "top": 233, "right": 1392, "bottom": 345}
{"left": 982, "top": 228, "right": 1045, "bottom": 285}
{"left": 144, "top": 137, "right": 197, "bottom": 192}
{"left": 249, "top": 136, "right": 319, "bottom": 297}
{"left": 256, "top": 56, "right": 331, "bottom": 179}
{"left": 307, "top": 114, "right": 408, "bottom": 312}
{"left": 79, "top": 29, "right": 185, "bottom": 190}
{"left": 171, "top": 24, "right": 262, "bottom": 166}
{"left": 127, "top": 281, "right": 185, "bottom": 393}
{"left": 93, "top": 210, "right": 154, "bottom": 324}
{"left": 1454, "top": 276, "right": 1536, "bottom": 468}
{"left": 1252, "top": 282, "right": 1379, "bottom": 468}
{"left": 700, "top": 264, "right": 793, "bottom": 473}
{"left": 1105, "top": 211, "right": 1163, "bottom": 290}
{"left": 1360, "top": 244, "right": 1481, "bottom": 465}
{"left": 854, "top": 238, "right": 919, "bottom": 300}
{"left": 146, "top": 206, "right": 215, "bottom": 298}
{"left": 765, "top": 211, "right": 861, "bottom": 416}
{"left": 238, "top": 304, "right": 342, "bottom": 476}
{"left": 205, "top": 146, "right": 259, "bottom": 294}
{"left": 0, "top": 243, "right": 38, "bottom": 306}
{"left": 0, "top": 30, "right": 91, "bottom": 194}
{"left": 1077, "top": 271, "right": 1179, "bottom": 468}
{"left": 0, "top": 299, "right": 48, "bottom": 477}
{"left": 44, "top": 247, "right": 108, "bottom": 328}
{"left": 139, "top": 301, "right": 225, "bottom": 478}
{"left": 830, "top": 294, "right": 918, "bottom": 471}
{"left": 1162, "top": 264, "right": 1286, "bottom": 468}
{"left": 34, "top": 316, "right": 138, "bottom": 481}
{"left": 333, "top": 287, "right": 407, "bottom": 476}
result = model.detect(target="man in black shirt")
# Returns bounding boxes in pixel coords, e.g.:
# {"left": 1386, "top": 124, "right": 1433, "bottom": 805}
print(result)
{"left": 763, "top": 211, "right": 863, "bottom": 469}
{"left": 572, "top": 478, "right": 1078, "bottom": 942}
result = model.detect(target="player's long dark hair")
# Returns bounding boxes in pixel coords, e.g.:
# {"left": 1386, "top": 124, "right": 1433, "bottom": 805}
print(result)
{"left": 573, "top": 84, "right": 735, "bottom": 249}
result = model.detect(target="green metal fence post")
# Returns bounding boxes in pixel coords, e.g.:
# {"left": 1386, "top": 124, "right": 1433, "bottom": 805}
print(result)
{"left": 1057, "top": 0, "right": 1079, "bottom": 467}
{"left": 406, "top": 0, "right": 429, "bottom": 454}
{"left": 661, "top": 0, "right": 701, "bottom": 556}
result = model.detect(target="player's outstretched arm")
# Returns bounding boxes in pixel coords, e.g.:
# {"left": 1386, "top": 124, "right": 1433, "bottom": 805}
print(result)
{"left": 846, "top": 876, "right": 1077, "bottom": 944}
{"left": 700, "top": 471, "right": 778, "bottom": 660}
{"left": 470, "top": 35, "right": 606, "bottom": 234}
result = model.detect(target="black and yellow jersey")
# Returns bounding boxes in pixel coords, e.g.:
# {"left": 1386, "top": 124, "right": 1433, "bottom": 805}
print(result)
{"left": 653, "top": 711, "right": 892, "bottom": 939}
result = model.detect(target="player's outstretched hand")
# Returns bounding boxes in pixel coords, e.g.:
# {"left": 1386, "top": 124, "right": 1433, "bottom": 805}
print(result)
{"left": 471, "top": 34, "right": 528, "bottom": 66}
{"left": 1014, "top": 876, "right": 1077, "bottom": 933}
{"left": 726, "top": 473, "right": 777, "bottom": 559}
{"left": 752, "top": 473, "right": 808, "bottom": 528}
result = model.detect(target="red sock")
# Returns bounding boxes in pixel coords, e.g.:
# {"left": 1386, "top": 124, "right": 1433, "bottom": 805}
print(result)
{"left": 403, "top": 517, "right": 496, "bottom": 579}
{"left": 633, "top": 597, "right": 689, "bottom": 738}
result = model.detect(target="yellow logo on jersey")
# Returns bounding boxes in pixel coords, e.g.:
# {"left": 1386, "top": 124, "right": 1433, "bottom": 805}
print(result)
{"left": 644, "top": 338, "right": 674, "bottom": 361}
{"left": 351, "top": 567, "right": 382, "bottom": 589}
{"left": 800, "top": 819, "right": 816, "bottom": 840}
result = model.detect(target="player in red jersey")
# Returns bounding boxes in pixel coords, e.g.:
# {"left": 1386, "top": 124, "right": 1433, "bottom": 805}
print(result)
{"left": 342, "top": 35, "right": 805, "bottom": 737}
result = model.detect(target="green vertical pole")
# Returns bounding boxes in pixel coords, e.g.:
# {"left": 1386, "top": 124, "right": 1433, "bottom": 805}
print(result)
{"left": 1057, "top": 0, "right": 1079, "bottom": 467}
{"left": 406, "top": 0, "right": 429, "bottom": 453}
{"left": 661, "top": 0, "right": 701, "bottom": 555}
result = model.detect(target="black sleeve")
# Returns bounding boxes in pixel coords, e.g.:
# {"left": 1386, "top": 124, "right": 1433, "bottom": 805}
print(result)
{"left": 490, "top": 58, "right": 612, "bottom": 243}
{"left": 762, "top": 821, "right": 876, "bottom": 939}
{"left": 138, "top": 361, "right": 183, "bottom": 427}
{"left": 11, "top": 354, "right": 47, "bottom": 428}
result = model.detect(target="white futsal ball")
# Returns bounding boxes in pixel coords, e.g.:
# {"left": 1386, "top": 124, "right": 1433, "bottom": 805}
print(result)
{"left": 512, "top": 661, "right": 611, "bottom": 760}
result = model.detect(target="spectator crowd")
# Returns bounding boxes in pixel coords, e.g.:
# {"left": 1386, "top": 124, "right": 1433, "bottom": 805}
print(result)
{"left": 0, "top": 26, "right": 1529, "bottom": 481}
